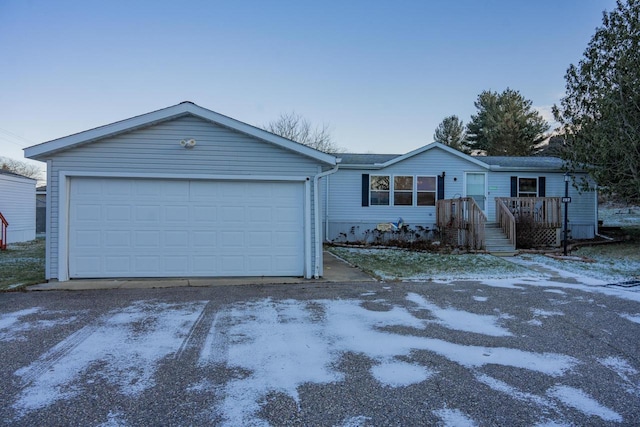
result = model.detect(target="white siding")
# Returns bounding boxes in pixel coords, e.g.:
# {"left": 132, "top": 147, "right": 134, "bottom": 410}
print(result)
{"left": 0, "top": 173, "right": 36, "bottom": 243}
{"left": 44, "top": 115, "right": 325, "bottom": 279}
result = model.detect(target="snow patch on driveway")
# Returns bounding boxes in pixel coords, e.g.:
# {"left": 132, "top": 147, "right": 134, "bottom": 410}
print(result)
{"left": 547, "top": 385, "right": 622, "bottom": 422}
{"left": 406, "top": 292, "right": 512, "bottom": 336}
{"left": 198, "top": 297, "right": 577, "bottom": 426}
{"left": 12, "top": 300, "right": 207, "bottom": 414}
{"left": 432, "top": 407, "right": 478, "bottom": 426}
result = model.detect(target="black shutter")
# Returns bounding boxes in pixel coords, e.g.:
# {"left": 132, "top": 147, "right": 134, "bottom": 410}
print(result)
{"left": 437, "top": 175, "right": 445, "bottom": 200}
{"left": 538, "top": 177, "right": 546, "bottom": 197}
{"left": 510, "top": 176, "right": 518, "bottom": 197}
{"left": 361, "top": 174, "right": 369, "bottom": 207}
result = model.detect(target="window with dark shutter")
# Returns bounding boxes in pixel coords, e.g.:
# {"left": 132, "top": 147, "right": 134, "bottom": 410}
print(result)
{"left": 361, "top": 174, "right": 369, "bottom": 206}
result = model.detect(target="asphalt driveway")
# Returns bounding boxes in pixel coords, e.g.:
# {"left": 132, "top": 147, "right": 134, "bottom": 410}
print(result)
{"left": 1, "top": 278, "right": 639, "bottom": 426}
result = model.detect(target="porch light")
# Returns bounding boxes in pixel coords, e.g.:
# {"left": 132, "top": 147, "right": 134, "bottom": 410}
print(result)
{"left": 563, "top": 172, "right": 570, "bottom": 255}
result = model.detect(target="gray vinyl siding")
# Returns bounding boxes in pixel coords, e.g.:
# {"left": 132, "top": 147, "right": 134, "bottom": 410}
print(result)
{"left": 0, "top": 174, "right": 36, "bottom": 243}
{"left": 325, "top": 146, "right": 597, "bottom": 241}
{"left": 45, "top": 115, "right": 325, "bottom": 279}
{"left": 488, "top": 172, "right": 596, "bottom": 239}
{"left": 327, "top": 147, "right": 486, "bottom": 240}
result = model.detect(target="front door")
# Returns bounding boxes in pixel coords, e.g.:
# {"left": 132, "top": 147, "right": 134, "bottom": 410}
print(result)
{"left": 465, "top": 172, "right": 487, "bottom": 211}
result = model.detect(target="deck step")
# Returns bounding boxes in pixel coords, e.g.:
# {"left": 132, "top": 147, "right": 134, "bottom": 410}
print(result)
{"left": 483, "top": 223, "right": 517, "bottom": 255}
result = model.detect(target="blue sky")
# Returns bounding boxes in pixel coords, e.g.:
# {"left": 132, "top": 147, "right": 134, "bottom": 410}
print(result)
{"left": 0, "top": 0, "right": 616, "bottom": 174}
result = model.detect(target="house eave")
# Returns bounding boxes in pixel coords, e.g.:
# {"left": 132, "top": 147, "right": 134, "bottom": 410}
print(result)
{"left": 379, "top": 142, "right": 490, "bottom": 169}
{"left": 24, "top": 102, "right": 337, "bottom": 166}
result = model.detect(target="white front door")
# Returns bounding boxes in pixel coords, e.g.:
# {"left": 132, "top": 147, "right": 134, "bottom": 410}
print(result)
{"left": 465, "top": 172, "right": 487, "bottom": 211}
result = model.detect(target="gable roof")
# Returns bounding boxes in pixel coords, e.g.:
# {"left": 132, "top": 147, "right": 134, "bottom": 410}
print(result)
{"left": 338, "top": 143, "right": 568, "bottom": 172}
{"left": 338, "top": 153, "right": 401, "bottom": 165}
{"left": 478, "top": 156, "right": 567, "bottom": 171}
{"left": 24, "top": 102, "right": 337, "bottom": 165}
{"left": 340, "top": 142, "right": 490, "bottom": 169}
{"left": 0, "top": 169, "right": 36, "bottom": 181}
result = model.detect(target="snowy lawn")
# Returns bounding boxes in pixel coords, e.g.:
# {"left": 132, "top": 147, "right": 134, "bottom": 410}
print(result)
{"left": 328, "top": 247, "right": 532, "bottom": 281}
{"left": 0, "top": 238, "right": 45, "bottom": 291}
{"left": 329, "top": 239, "right": 639, "bottom": 284}
{"left": 515, "top": 243, "right": 640, "bottom": 284}
{"left": 599, "top": 204, "right": 640, "bottom": 227}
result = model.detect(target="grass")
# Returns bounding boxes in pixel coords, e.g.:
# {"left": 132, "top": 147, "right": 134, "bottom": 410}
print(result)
{"left": 328, "top": 246, "right": 532, "bottom": 281}
{"left": 0, "top": 237, "right": 46, "bottom": 291}
{"left": 330, "top": 205, "right": 640, "bottom": 282}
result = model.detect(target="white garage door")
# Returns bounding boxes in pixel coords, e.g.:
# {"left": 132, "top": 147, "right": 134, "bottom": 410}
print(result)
{"left": 68, "top": 178, "right": 305, "bottom": 278}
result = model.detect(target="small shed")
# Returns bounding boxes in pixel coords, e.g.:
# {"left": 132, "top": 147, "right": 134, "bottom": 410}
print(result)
{"left": 0, "top": 170, "right": 36, "bottom": 244}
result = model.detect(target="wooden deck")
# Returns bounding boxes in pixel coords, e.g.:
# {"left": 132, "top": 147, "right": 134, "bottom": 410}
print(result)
{"left": 436, "top": 197, "right": 486, "bottom": 250}
{"left": 437, "top": 197, "right": 562, "bottom": 249}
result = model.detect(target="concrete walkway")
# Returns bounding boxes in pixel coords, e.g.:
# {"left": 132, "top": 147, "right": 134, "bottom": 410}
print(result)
{"left": 27, "top": 251, "right": 375, "bottom": 291}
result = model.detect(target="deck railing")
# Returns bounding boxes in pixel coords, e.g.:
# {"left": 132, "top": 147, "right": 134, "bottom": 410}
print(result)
{"left": 495, "top": 198, "right": 517, "bottom": 247}
{"left": 0, "top": 212, "right": 8, "bottom": 250}
{"left": 436, "top": 197, "right": 487, "bottom": 249}
{"left": 495, "top": 197, "right": 562, "bottom": 228}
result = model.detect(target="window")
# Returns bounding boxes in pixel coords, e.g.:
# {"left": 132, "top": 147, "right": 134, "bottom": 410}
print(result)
{"left": 518, "top": 178, "right": 538, "bottom": 197}
{"left": 417, "top": 176, "right": 436, "bottom": 206}
{"left": 366, "top": 174, "right": 437, "bottom": 206}
{"left": 370, "top": 175, "right": 390, "bottom": 205}
{"left": 393, "top": 176, "right": 413, "bottom": 205}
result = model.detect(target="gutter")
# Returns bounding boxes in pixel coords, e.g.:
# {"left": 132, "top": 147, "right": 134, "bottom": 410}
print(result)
{"left": 313, "top": 162, "right": 340, "bottom": 278}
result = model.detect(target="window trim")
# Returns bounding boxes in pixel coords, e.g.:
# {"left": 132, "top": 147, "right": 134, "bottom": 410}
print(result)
{"left": 368, "top": 174, "right": 437, "bottom": 207}
{"left": 518, "top": 177, "right": 538, "bottom": 197}
{"left": 370, "top": 174, "right": 390, "bottom": 206}
{"left": 393, "top": 175, "right": 414, "bottom": 206}
{"left": 416, "top": 175, "right": 437, "bottom": 206}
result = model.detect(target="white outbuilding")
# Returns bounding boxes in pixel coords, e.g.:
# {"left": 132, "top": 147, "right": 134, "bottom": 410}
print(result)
{"left": 0, "top": 170, "right": 36, "bottom": 244}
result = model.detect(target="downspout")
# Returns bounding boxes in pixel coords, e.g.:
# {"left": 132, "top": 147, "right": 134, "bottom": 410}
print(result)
{"left": 313, "top": 163, "right": 340, "bottom": 278}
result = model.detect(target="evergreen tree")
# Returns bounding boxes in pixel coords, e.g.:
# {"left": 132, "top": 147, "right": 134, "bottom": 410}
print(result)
{"left": 466, "top": 88, "right": 549, "bottom": 156}
{"left": 553, "top": 0, "right": 640, "bottom": 203}
{"left": 433, "top": 115, "right": 468, "bottom": 153}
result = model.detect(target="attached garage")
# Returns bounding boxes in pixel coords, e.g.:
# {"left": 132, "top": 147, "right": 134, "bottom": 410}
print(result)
{"left": 25, "top": 102, "right": 338, "bottom": 282}
{"left": 68, "top": 177, "right": 305, "bottom": 278}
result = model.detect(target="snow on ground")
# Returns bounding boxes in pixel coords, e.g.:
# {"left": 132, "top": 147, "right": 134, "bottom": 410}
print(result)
{"left": 432, "top": 407, "right": 478, "bottom": 427}
{"left": 7, "top": 282, "right": 637, "bottom": 424}
{"left": 194, "top": 297, "right": 579, "bottom": 426}
{"left": 0, "top": 307, "right": 78, "bottom": 342}
{"left": 547, "top": 385, "right": 622, "bottom": 422}
{"left": 406, "top": 292, "right": 512, "bottom": 336}
{"left": 12, "top": 300, "right": 208, "bottom": 414}
{"left": 599, "top": 205, "right": 640, "bottom": 227}
{"left": 0, "top": 307, "right": 40, "bottom": 331}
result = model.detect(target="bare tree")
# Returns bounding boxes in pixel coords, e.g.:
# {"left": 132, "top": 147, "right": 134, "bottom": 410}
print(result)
{"left": 0, "top": 157, "right": 43, "bottom": 181}
{"left": 265, "top": 112, "right": 343, "bottom": 153}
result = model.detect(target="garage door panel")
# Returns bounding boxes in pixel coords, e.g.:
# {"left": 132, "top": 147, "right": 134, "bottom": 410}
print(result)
{"left": 221, "top": 231, "right": 244, "bottom": 247}
{"left": 105, "top": 231, "right": 131, "bottom": 247}
{"left": 248, "top": 231, "right": 272, "bottom": 247}
{"left": 106, "top": 205, "right": 131, "bottom": 222}
{"left": 193, "top": 206, "right": 217, "bottom": 222}
{"left": 220, "top": 206, "right": 245, "bottom": 222}
{"left": 69, "top": 178, "right": 304, "bottom": 278}
{"left": 76, "top": 204, "right": 102, "bottom": 221}
{"left": 164, "top": 205, "right": 189, "bottom": 222}
{"left": 106, "top": 256, "right": 130, "bottom": 273}
{"left": 135, "top": 206, "right": 160, "bottom": 223}
{"left": 248, "top": 206, "right": 272, "bottom": 222}
{"left": 75, "top": 230, "right": 101, "bottom": 248}
{"left": 166, "top": 230, "right": 189, "bottom": 247}
{"left": 193, "top": 231, "right": 216, "bottom": 247}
